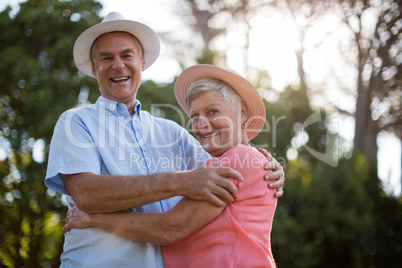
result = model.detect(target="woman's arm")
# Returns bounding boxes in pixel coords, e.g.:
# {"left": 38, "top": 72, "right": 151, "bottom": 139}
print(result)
{"left": 60, "top": 165, "right": 242, "bottom": 213}
{"left": 62, "top": 198, "right": 226, "bottom": 245}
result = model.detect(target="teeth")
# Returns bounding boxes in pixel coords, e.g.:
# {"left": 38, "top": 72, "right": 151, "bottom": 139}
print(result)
{"left": 111, "top": 76, "right": 129, "bottom": 82}
{"left": 203, "top": 131, "right": 218, "bottom": 138}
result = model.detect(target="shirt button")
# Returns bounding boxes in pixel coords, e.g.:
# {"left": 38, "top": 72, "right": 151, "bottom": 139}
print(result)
{"left": 108, "top": 104, "right": 116, "bottom": 111}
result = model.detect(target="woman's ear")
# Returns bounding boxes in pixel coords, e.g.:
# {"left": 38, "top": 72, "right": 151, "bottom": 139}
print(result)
{"left": 240, "top": 102, "right": 249, "bottom": 126}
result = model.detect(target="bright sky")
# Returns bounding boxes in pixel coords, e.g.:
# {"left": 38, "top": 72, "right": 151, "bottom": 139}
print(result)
{"left": 1, "top": 0, "right": 401, "bottom": 195}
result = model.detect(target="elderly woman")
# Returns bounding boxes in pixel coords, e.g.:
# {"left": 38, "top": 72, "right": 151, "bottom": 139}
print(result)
{"left": 63, "top": 65, "right": 278, "bottom": 267}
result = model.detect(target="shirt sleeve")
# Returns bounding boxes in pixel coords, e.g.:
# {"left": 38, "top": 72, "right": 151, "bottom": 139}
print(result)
{"left": 204, "top": 146, "right": 271, "bottom": 192}
{"left": 45, "top": 111, "right": 102, "bottom": 194}
{"left": 230, "top": 146, "right": 272, "bottom": 195}
{"left": 204, "top": 156, "right": 241, "bottom": 190}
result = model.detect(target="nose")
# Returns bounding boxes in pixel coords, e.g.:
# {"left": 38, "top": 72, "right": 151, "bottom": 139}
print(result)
{"left": 112, "top": 56, "right": 125, "bottom": 70}
{"left": 198, "top": 115, "right": 210, "bottom": 129}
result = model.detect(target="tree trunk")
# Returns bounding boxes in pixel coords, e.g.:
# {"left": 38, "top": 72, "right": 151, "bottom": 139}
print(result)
{"left": 51, "top": 235, "right": 64, "bottom": 268}
{"left": 353, "top": 44, "right": 378, "bottom": 165}
{"left": 295, "top": 27, "right": 306, "bottom": 91}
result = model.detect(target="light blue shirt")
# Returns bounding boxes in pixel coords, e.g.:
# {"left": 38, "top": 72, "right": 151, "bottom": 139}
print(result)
{"left": 45, "top": 96, "right": 209, "bottom": 267}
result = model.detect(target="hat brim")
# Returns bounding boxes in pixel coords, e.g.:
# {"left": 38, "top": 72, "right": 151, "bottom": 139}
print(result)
{"left": 73, "top": 19, "right": 160, "bottom": 77}
{"left": 174, "top": 64, "right": 266, "bottom": 141}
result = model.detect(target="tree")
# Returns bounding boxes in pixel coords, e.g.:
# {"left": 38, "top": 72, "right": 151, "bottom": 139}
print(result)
{"left": 260, "top": 85, "right": 402, "bottom": 268}
{"left": 337, "top": 0, "right": 402, "bottom": 164}
{"left": 178, "top": 0, "right": 258, "bottom": 68}
{"left": 0, "top": 0, "right": 102, "bottom": 266}
{"left": 265, "top": 0, "right": 402, "bottom": 165}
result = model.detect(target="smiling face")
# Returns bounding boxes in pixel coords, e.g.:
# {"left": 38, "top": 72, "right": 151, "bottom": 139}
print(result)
{"left": 189, "top": 90, "right": 248, "bottom": 157}
{"left": 91, "top": 32, "right": 145, "bottom": 110}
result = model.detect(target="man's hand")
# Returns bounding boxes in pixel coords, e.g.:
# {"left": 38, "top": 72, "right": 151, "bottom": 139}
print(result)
{"left": 175, "top": 166, "right": 243, "bottom": 207}
{"left": 257, "top": 148, "right": 285, "bottom": 198}
{"left": 62, "top": 202, "right": 92, "bottom": 233}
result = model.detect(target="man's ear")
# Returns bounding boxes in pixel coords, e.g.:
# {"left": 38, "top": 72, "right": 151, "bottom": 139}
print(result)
{"left": 141, "top": 58, "right": 146, "bottom": 71}
{"left": 92, "top": 62, "right": 97, "bottom": 77}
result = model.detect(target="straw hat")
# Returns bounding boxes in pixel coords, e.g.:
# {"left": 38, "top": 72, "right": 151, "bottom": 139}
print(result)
{"left": 73, "top": 12, "right": 160, "bottom": 77}
{"left": 175, "top": 64, "right": 266, "bottom": 141}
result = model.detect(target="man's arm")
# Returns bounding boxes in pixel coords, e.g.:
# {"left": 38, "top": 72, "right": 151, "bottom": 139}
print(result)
{"left": 63, "top": 198, "right": 224, "bottom": 245}
{"left": 258, "top": 148, "right": 285, "bottom": 197}
{"left": 62, "top": 148, "right": 280, "bottom": 244}
{"left": 61, "top": 166, "right": 243, "bottom": 213}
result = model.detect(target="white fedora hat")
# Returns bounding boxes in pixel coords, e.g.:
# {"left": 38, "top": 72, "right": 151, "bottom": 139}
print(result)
{"left": 73, "top": 12, "right": 160, "bottom": 77}
{"left": 175, "top": 64, "right": 266, "bottom": 141}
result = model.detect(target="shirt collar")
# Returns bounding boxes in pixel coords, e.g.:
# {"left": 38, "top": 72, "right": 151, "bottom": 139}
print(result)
{"left": 96, "top": 96, "right": 142, "bottom": 117}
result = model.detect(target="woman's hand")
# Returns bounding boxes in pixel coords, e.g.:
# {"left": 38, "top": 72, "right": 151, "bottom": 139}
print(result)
{"left": 62, "top": 202, "right": 92, "bottom": 233}
{"left": 257, "top": 148, "right": 285, "bottom": 198}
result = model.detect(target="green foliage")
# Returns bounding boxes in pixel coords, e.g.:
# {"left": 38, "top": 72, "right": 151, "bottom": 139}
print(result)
{"left": 250, "top": 82, "right": 402, "bottom": 268}
{"left": 137, "top": 80, "right": 186, "bottom": 125}
{"left": 0, "top": 0, "right": 401, "bottom": 267}
{"left": 272, "top": 153, "right": 402, "bottom": 268}
{"left": 0, "top": 0, "right": 102, "bottom": 266}
{"left": 196, "top": 49, "right": 220, "bottom": 65}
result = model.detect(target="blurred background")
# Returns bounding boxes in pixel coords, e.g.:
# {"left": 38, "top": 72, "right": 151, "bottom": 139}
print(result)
{"left": 0, "top": 0, "right": 401, "bottom": 267}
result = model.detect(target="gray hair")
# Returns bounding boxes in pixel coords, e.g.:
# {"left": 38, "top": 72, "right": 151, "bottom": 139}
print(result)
{"left": 185, "top": 78, "right": 243, "bottom": 110}
{"left": 90, "top": 31, "right": 144, "bottom": 61}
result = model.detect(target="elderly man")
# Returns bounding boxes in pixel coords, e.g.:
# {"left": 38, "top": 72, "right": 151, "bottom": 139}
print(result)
{"left": 45, "top": 12, "right": 284, "bottom": 267}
